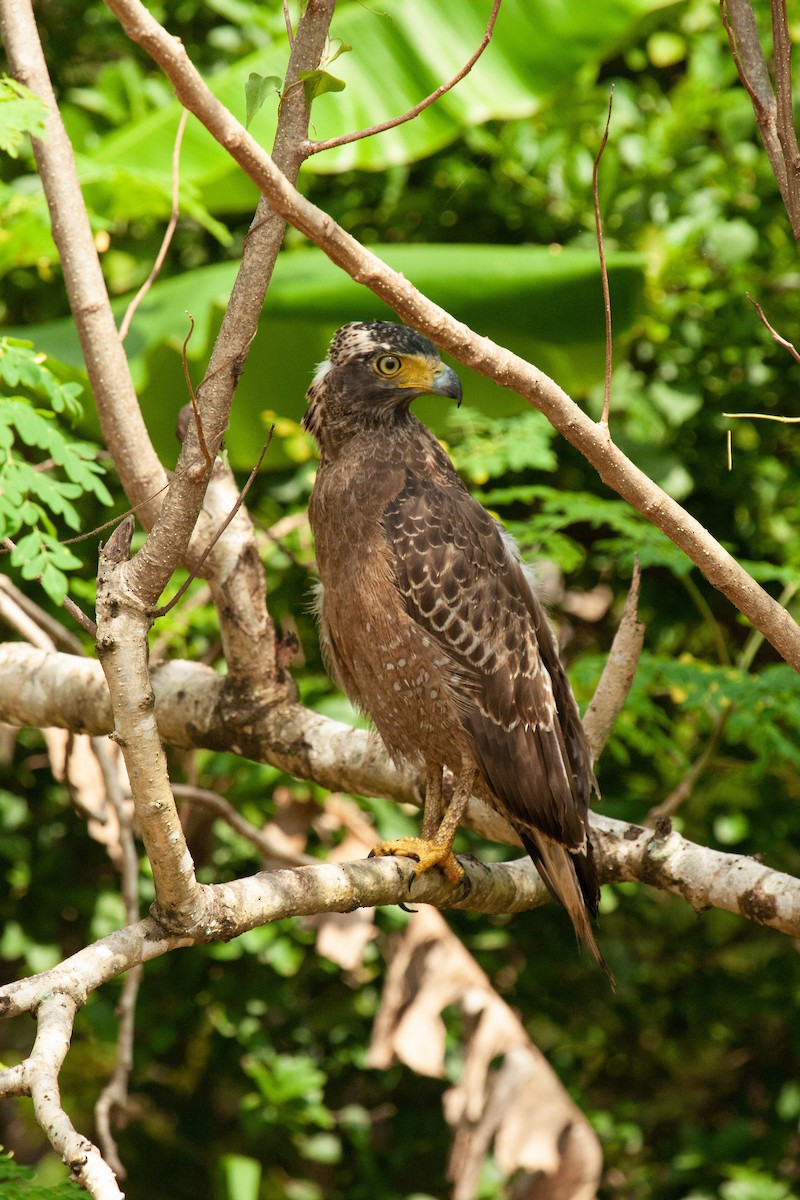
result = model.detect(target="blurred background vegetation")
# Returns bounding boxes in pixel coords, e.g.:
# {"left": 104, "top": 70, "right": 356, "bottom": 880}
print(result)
{"left": 2, "top": 0, "right": 800, "bottom": 1197}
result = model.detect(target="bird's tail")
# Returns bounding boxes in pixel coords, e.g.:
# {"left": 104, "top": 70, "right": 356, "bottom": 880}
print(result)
{"left": 518, "top": 827, "right": 613, "bottom": 984}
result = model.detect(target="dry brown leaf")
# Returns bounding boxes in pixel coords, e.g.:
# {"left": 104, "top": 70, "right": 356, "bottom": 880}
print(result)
{"left": 261, "top": 784, "right": 316, "bottom": 857}
{"left": 562, "top": 584, "right": 614, "bottom": 624}
{"left": 43, "top": 730, "right": 126, "bottom": 864}
{"left": 370, "top": 905, "right": 601, "bottom": 1200}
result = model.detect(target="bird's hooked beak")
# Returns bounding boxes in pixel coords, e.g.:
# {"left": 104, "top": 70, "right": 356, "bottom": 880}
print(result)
{"left": 430, "top": 362, "right": 463, "bottom": 408}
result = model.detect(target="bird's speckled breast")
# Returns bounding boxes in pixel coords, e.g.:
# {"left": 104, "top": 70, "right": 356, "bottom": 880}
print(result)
{"left": 309, "top": 450, "right": 469, "bottom": 769}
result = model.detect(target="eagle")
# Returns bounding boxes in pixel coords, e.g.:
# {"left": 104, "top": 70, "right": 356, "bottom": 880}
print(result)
{"left": 303, "top": 321, "right": 604, "bottom": 969}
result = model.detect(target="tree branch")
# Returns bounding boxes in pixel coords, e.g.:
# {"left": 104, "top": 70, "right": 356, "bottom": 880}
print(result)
{"left": 0, "top": 643, "right": 798, "bottom": 941}
{"left": 95, "top": 518, "right": 204, "bottom": 927}
{"left": 101, "top": 0, "right": 800, "bottom": 670}
{"left": 721, "top": 0, "right": 800, "bottom": 239}
{"left": 582, "top": 562, "right": 645, "bottom": 763}
{"left": 29, "top": 994, "right": 124, "bottom": 1199}
{"left": 304, "top": 0, "right": 503, "bottom": 156}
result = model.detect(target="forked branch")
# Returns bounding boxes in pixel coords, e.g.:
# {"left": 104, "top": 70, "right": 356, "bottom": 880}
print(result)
{"left": 97, "top": 0, "right": 800, "bottom": 672}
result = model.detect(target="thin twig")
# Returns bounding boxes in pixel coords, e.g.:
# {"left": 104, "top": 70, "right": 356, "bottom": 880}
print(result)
{"left": 724, "top": 412, "right": 800, "bottom": 423}
{"left": 0, "top": 537, "right": 97, "bottom": 637}
{"left": 61, "top": 482, "right": 171, "bottom": 547}
{"left": 283, "top": 0, "right": 295, "bottom": 46}
{"left": 119, "top": 109, "right": 188, "bottom": 342}
{"left": 746, "top": 291, "right": 800, "bottom": 363}
{"left": 181, "top": 314, "right": 212, "bottom": 472}
{"left": 593, "top": 86, "right": 614, "bottom": 426}
{"left": 172, "top": 783, "right": 316, "bottom": 865}
{"left": 646, "top": 718, "right": 728, "bottom": 824}
{"left": 305, "top": 0, "right": 503, "bottom": 155}
{"left": 152, "top": 430, "right": 273, "bottom": 619}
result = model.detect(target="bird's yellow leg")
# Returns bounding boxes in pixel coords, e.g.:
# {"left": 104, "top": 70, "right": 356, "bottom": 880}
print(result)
{"left": 369, "top": 765, "right": 477, "bottom": 887}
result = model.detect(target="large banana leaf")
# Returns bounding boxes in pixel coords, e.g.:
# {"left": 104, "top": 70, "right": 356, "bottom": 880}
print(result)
{"left": 15, "top": 243, "right": 644, "bottom": 468}
{"left": 91, "top": 0, "right": 678, "bottom": 212}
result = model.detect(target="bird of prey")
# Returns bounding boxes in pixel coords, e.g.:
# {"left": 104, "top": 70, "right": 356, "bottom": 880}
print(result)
{"left": 303, "top": 321, "right": 604, "bottom": 969}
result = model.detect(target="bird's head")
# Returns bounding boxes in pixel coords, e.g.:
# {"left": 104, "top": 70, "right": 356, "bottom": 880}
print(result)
{"left": 302, "top": 321, "right": 462, "bottom": 449}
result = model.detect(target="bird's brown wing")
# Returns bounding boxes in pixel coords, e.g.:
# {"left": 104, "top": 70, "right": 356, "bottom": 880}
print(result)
{"left": 382, "top": 471, "right": 600, "bottom": 915}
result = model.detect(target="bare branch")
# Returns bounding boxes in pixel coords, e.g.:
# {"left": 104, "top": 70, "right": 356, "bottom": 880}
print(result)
{"left": 770, "top": 0, "right": 800, "bottom": 234}
{"left": 593, "top": 815, "right": 800, "bottom": 936}
{"left": 30, "top": 994, "right": 124, "bottom": 1199}
{"left": 306, "top": 0, "right": 503, "bottom": 156}
{"left": 724, "top": 411, "right": 800, "bottom": 423}
{"left": 172, "top": 782, "right": 316, "bottom": 866}
{"left": 1, "top": 644, "right": 800, "bottom": 941}
{"left": 283, "top": 0, "right": 295, "bottom": 47}
{"left": 720, "top": 0, "right": 800, "bottom": 239}
{"left": 593, "top": 86, "right": 614, "bottom": 427}
{"left": 101, "top": 0, "right": 800, "bottom": 670}
{"left": 582, "top": 561, "right": 645, "bottom": 763}
{"left": 0, "top": 576, "right": 83, "bottom": 653}
{"left": 152, "top": 429, "right": 273, "bottom": 619}
{"left": 720, "top": 0, "right": 774, "bottom": 113}
{"left": 95, "top": 519, "right": 204, "bottom": 928}
{"left": 746, "top": 290, "right": 800, "bottom": 363}
{"left": 180, "top": 313, "right": 213, "bottom": 473}
{"left": 119, "top": 107, "right": 188, "bottom": 342}
{"left": 94, "top": 964, "right": 143, "bottom": 1181}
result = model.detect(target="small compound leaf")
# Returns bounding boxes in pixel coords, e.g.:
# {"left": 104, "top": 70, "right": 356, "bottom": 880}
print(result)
{"left": 0, "top": 76, "right": 48, "bottom": 159}
{"left": 244, "top": 73, "right": 281, "bottom": 128}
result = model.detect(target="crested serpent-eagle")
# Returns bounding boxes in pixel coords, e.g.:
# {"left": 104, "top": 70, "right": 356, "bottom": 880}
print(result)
{"left": 303, "top": 321, "right": 605, "bottom": 970}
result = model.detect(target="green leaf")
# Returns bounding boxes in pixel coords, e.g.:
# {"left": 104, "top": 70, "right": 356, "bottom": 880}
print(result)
{"left": 218, "top": 1155, "right": 261, "bottom": 1200}
{"left": 0, "top": 76, "right": 47, "bottom": 159}
{"left": 244, "top": 72, "right": 281, "bottom": 128}
{"left": 326, "top": 40, "right": 352, "bottom": 66}
{"left": 298, "top": 69, "right": 347, "bottom": 104}
{"left": 87, "top": 0, "right": 672, "bottom": 203}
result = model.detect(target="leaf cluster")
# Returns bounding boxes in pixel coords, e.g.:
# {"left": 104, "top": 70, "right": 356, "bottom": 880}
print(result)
{"left": 0, "top": 339, "right": 111, "bottom": 603}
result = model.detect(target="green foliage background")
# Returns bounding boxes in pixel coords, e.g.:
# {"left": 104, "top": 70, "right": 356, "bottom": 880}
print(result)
{"left": 2, "top": 1, "right": 800, "bottom": 1198}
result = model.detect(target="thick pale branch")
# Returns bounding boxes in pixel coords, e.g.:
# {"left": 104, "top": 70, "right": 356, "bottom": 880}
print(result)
{"left": 593, "top": 817, "right": 800, "bottom": 934}
{"left": 95, "top": 521, "right": 203, "bottom": 926}
{"left": 1, "top": 828, "right": 797, "bottom": 1033}
{"left": 103, "top": 0, "right": 800, "bottom": 669}
{"left": 28, "top": 994, "right": 124, "bottom": 1200}
{"left": 1, "top": 644, "right": 798, "bottom": 940}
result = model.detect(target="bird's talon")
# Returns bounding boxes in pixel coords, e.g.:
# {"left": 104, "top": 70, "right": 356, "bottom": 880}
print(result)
{"left": 455, "top": 869, "right": 472, "bottom": 899}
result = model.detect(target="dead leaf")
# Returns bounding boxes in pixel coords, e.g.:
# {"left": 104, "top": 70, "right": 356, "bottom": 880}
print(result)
{"left": 370, "top": 906, "right": 601, "bottom": 1200}
{"left": 43, "top": 730, "right": 127, "bottom": 865}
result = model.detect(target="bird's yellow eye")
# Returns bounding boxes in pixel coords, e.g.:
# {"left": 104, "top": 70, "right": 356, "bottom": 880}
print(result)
{"left": 375, "top": 354, "right": 402, "bottom": 377}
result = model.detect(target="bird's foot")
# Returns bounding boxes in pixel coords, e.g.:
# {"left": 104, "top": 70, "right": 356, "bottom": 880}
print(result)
{"left": 368, "top": 837, "right": 465, "bottom": 887}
